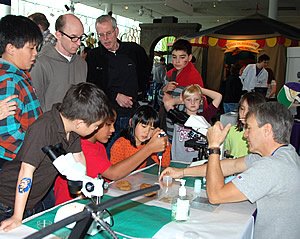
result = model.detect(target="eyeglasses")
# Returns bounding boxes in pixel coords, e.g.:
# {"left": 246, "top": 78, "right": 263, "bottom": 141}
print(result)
{"left": 59, "top": 31, "right": 87, "bottom": 42}
{"left": 97, "top": 29, "right": 115, "bottom": 39}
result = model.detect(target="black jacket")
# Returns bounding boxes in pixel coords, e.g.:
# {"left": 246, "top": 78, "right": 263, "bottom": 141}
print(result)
{"left": 86, "top": 40, "right": 150, "bottom": 116}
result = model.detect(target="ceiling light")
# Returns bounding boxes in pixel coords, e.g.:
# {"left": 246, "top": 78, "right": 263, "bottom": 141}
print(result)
{"left": 124, "top": 5, "right": 129, "bottom": 10}
{"left": 213, "top": 2, "right": 216, "bottom": 8}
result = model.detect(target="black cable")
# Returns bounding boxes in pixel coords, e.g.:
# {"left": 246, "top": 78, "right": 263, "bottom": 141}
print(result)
{"left": 104, "top": 209, "right": 114, "bottom": 227}
{"left": 25, "top": 185, "right": 160, "bottom": 239}
{"left": 91, "top": 212, "right": 118, "bottom": 239}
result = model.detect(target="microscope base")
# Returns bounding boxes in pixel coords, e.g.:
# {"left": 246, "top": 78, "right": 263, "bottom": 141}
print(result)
{"left": 54, "top": 202, "right": 111, "bottom": 236}
{"left": 87, "top": 214, "right": 111, "bottom": 236}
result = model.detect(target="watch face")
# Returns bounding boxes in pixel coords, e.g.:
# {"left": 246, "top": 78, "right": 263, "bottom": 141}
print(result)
{"left": 208, "top": 148, "right": 221, "bottom": 155}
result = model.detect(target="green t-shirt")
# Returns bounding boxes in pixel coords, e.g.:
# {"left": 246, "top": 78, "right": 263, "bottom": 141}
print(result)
{"left": 224, "top": 125, "right": 249, "bottom": 158}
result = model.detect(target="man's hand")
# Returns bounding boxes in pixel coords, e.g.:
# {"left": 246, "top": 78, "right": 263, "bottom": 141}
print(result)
{"left": 163, "top": 81, "right": 178, "bottom": 93}
{"left": 0, "top": 216, "right": 22, "bottom": 232}
{"left": 207, "top": 121, "right": 231, "bottom": 148}
{"left": 159, "top": 167, "right": 184, "bottom": 181}
{"left": 116, "top": 93, "right": 133, "bottom": 108}
{"left": 163, "top": 94, "right": 183, "bottom": 112}
{"left": 0, "top": 95, "right": 18, "bottom": 120}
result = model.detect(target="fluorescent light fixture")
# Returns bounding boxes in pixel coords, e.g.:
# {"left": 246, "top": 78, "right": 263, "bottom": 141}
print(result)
{"left": 165, "top": 0, "right": 193, "bottom": 15}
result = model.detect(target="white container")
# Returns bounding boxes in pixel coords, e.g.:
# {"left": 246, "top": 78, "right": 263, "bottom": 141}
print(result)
{"left": 171, "top": 179, "right": 190, "bottom": 222}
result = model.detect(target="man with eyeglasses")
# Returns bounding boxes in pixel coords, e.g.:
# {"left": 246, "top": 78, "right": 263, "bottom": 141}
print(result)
{"left": 86, "top": 14, "right": 151, "bottom": 158}
{"left": 30, "top": 14, "right": 87, "bottom": 112}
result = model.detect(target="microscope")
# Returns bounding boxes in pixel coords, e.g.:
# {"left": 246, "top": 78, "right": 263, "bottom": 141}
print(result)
{"left": 184, "top": 114, "right": 211, "bottom": 162}
{"left": 169, "top": 108, "right": 211, "bottom": 162}
{"left": 42, "top": 143, "right": 110, "bottom": 235}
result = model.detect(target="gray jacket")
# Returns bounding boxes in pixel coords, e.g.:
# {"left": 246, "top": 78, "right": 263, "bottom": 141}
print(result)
{"left": 30, "top": 44, "right": 87, "bottom": 112}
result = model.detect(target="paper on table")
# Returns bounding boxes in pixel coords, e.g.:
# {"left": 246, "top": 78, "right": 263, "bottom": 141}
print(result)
{"left": 189, "top": 160, "right": 208, "bottom": 167}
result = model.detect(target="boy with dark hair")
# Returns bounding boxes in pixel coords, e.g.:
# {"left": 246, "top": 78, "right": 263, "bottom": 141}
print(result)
{"left": 0, "top": 15, "right": 43, "bottom": 168}
{"left": 0, "top": 82, "right": 110, "bottom": 232}
{"left": 158, "top": 39, "right": 204, "bottom": 139}
{"left": 171, "top": 38, "right": 192, "bottom": 55}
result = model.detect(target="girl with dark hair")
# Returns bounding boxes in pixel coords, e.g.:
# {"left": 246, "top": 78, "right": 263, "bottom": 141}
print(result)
{"left": 110, "top": 105, "right": 171, "bottom": 170}
{"left": 224, "top": 92, "right": 266, "bottom": 158}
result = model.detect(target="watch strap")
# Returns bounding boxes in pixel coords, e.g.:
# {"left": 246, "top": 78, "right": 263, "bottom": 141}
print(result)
{"left": 208, "top": 147, "right": 221, "bottom": 155}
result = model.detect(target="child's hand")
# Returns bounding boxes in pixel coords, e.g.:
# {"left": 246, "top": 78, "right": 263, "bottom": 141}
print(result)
{"left": 0, "top": 95, "right": 18, "bottom": 120}
{"left": 0, "top": 216, "right": 22, "bottom": 232}
{"left": 147, "top": 130, "right": 167, "bottom": 153}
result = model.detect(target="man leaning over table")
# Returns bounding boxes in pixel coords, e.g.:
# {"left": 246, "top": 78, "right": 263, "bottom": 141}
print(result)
{"left": 160, "top": 102, "right": 300, "bottom": 239}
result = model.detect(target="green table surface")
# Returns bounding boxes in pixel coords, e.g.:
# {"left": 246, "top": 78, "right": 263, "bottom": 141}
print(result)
{"left": 24, "top": 195, "right": 172, "bottom": 238}
{"left": 24, "top": 162, "right": 205, "bottom": 238}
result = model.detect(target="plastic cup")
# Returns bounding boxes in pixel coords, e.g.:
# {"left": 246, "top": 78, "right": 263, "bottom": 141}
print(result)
{"left": 162, "top": 175, "right": 173, "bottom": 187}
{"left": 37, "top": 219, "right": 52, "bottom": 229}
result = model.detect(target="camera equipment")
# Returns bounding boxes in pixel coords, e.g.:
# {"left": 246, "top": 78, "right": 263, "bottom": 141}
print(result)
{"left": 168, "top": 108, "right": 189, "bottom": 125}
{"left": 168, "top": 109, "right": 211, "bottom": 161}
{"left": 42, "top": 143, "right": 109, "bottom": 199}
{"left": 42, "top": 143, "right": 110, "bottom": 235}
{"left": 184, "top": 131, "right": 208, "bottom": 162}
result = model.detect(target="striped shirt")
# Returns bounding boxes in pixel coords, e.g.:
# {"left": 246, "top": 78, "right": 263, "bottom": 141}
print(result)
{"left": 0, "top": 59, "right": 42, "bottom": 161}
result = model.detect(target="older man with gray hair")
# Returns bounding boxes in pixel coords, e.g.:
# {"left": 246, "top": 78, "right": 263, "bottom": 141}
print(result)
{"left": 161, "top": 101, "right": 300, "bottom": 239}
{"left": 86, "top": 14, "right": 150, "bottom": 157}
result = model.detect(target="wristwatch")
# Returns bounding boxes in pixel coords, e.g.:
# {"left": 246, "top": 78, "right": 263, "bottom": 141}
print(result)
{"left": 208, "top": 147, "right": 221, "bottom": 156}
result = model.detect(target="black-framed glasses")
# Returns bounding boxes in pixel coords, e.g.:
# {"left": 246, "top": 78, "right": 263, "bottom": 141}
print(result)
{"left": 59, "top": 30, "right": 87, "bottom": 42}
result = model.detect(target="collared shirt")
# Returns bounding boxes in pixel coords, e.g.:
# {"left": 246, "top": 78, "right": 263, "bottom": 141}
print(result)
{"left": 0, "top": 59, "right": 43, "bottom": 161}
{"left": 240, "top": 63, "right": 268, "bottom": 92}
